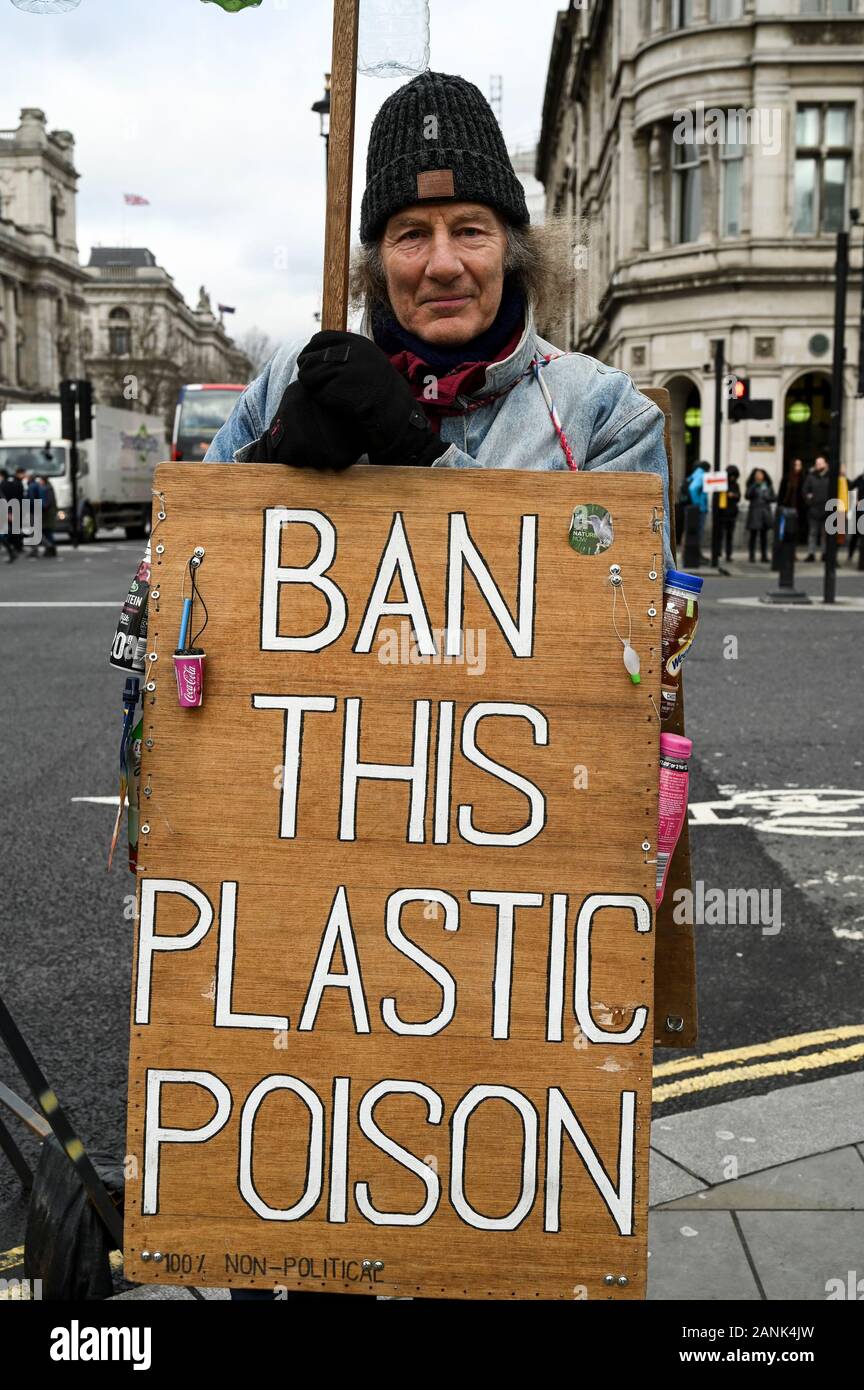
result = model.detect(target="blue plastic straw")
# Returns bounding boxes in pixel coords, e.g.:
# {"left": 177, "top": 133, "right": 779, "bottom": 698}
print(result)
{"left": 178, "top": 597, "right": 193, "bottom": 651}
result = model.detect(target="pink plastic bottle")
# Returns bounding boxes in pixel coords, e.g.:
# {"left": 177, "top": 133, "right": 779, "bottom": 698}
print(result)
{"left": 656, "top": 733, "right": 692, "bottom": 906}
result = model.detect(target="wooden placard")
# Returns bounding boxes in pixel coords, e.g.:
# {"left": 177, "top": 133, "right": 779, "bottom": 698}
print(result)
{"left": 124, "top": 463, "right": 665, "bottom": 1300}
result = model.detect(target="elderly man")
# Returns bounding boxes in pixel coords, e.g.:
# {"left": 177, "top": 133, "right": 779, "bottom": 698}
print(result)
{"left": 206, "top": 71, "right": 672, "bottom": 571}
{"left": 213, "top": 70, "right": 671, "bottom": 1304}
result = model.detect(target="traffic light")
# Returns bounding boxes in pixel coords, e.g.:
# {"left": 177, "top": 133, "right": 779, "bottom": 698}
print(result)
{"left": 77, "top": 379, "right": 93, "bottom": 441}
{"left": 58, "top": 378, "right": 94, "bottom": 440}
{"left": 727, "top": 377, "right": 750, "bottom": 422}
{"left": 60, "top": 378, "right": 77, "bottom": 441}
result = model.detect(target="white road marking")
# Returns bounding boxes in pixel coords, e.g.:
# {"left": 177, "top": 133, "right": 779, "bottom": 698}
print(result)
{"left": 717, "top": 596, "right": 864, "bottom": 611}
{"left": 689, "top": 788, "right": 864, "bottom": 836}
{"left": 0, "top": 602, "right": 118, "bottom": 607}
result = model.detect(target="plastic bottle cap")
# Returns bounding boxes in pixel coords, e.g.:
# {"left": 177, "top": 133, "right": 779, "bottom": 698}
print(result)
{"left": 665, "top": 569, "right": 704, "bottom": 594}
{"left": 660, "top": 733, "right": 693, "bottom": 757}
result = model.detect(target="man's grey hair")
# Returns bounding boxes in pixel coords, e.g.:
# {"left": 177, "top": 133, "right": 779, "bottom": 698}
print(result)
{"left": 349, "top": 214, "right": 582, "bottom": 338}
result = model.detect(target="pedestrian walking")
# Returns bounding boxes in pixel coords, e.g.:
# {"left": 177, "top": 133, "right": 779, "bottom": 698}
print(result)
{"left": 745, "top": 467, "right": 775, "bottom": 562}
{"left": 688, "top": 460, "right": 709, "bottom": 553}
{"left": 803, "top": 455, "right": 831, "bottom": 561}
{"left": 718, "top": 463, "right": 741, "bottom": 561}
{"left": 848, "top": 467, "right": 864, "bottom": 564}
{"left": 36, "top": 475, "right": 58, "bottom": 557}
{"left": 4, "top": 466, "right": 27, "bottom": 554}
{"left": 779, "top": 458, "right": 807, "bottom": 553}
{"left": 0, "top": 468, "right": 18, "bottom": 562}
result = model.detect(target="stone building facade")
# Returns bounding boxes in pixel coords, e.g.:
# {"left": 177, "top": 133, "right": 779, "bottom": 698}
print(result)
{"left": 0, "top": 108, "right": 87, "bottom": 405}
{"left": 0, "top": 106, "right": 250, "bottom": 432}
{"left": 536, "top": 0, "right": 864, "bottom": 490}
{"left": 81, "top": 249, "right": 251, "bottom": 431}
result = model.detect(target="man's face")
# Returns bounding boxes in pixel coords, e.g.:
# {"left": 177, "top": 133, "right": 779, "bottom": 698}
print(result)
{"left": 379, "top": 201, "right": 508, "bottom": 346}
{"left": 815, "top": 457, "right": 828, "bottom": 472}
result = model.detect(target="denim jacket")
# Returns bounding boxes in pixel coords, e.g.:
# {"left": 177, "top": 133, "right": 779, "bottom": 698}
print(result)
{"left": 205, "top": 297, "right": 673, "bottom": 570}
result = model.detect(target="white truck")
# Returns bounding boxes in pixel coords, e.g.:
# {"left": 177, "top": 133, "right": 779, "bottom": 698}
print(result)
{"left": 0, "top": 402, "right": 168, "bottom": 542}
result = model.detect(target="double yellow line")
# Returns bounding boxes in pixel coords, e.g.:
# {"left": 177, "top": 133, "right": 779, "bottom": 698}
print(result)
{"left": 653, "top": 1024, "right": 864, "bottom": 1102}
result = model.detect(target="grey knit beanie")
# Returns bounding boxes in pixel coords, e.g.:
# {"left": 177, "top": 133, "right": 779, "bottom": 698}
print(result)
{"left": 359, "top": 70, "right": 530, "bottom": 245}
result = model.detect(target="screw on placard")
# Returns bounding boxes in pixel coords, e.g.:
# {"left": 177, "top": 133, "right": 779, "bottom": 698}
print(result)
{"left": 666, "top": 1015, "right": 685, "bottom": 1033}
{"left": 151, "top": 588, "right": 160, "bottom": 601}
{"left": 648, "top": 569, "right": 658, "bottom": 581}
{"left": 155, "top": 544, "right": 165, "bottom": 555}
{"left": 647, "top": 606, "right": 657, "bottom": 618}
{"left": 373, "top": 1260, "right": 385, "bottom": 1272}
{"left": 141, "top": 1250, "right": 151, "bottom": 1262}
{"left": 143, "top": 775, "right": 152, "bottom": 799}
{"left": 617, "top": 1276, "right": 629, "bottom": 1287}
{"left": 361, "top": 1260, "right": 373, "bottom": 1272}
{"left": 642, "top": 840, "right": 651, "bottom": 852}
{"left": 141, "top": 824, "right": 150, "bottom": 835}
{"left": 603, "top": 1273, "right": 615, "bottom": 1285}
{"left": 146, "top": 681, "right": 156, "bottom": 692}
{"left": 148, "top": 652, "right": 158, "bottom": 663}
{"left": 145, "top": 738, "right": 154, "bottom": 749}
{"left": 152, "top": 1251, "right": 163, "bottom": 1263}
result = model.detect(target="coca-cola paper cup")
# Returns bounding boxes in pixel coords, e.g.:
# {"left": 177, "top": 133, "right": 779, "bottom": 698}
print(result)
{"left": 173, "top": 649, "right": 205, "bottom": 708}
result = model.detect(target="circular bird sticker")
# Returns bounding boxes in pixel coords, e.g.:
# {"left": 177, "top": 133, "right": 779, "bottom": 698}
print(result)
{"left": 568, "top": 504, "right": 614, "bottom": 555}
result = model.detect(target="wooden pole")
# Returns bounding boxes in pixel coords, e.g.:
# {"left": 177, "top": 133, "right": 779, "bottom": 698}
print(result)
{"left": 322, "top": 0, "right": 360, "bottom": 331}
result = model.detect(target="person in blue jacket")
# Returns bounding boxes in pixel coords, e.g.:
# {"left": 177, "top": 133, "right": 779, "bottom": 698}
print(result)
{"left": 205, "top": 69, "right": 675, "bottom": 1303}
{"left": 206, "top": 71, "right": 674, "bottom": 577}
{"left": 687, "top": 460, "right": 709, "bottom": 550}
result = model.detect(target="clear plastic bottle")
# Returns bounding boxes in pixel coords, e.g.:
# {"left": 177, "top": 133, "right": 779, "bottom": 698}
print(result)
{"left": 358, "top": 0, "right": 430, "bottom": 79}
{"left": 10, "top": 1, "right": 81, "bottom": 11}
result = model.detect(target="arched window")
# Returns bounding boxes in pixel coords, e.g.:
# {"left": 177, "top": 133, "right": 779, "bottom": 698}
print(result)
{"left": 51, "top": 194, "right": 60, "bottom": 244}
{"left": 109, "top": 307, "right": 131, "bottom": 356}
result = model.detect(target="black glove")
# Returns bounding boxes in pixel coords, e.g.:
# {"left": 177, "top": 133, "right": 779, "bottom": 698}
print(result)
{"left": 255, "top": 380, "right": 364, "bottom": 470}
{"left": 297, "top": 330, "right": 450, "bottom": 468}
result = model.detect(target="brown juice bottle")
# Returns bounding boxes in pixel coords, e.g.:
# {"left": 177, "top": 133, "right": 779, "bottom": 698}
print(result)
{"left": 661, "top": 570, "right": 704, "bottom": 722}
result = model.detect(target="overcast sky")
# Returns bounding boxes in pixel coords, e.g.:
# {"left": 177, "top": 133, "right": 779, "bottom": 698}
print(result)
{"left": 0, "top": 0, "right": 565, "bottom": 355}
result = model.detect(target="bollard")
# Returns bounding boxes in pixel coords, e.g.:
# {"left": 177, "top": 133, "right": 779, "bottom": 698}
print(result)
{"left": 710, "top": 494, "right": 723, "bottom": 568}
{"left": 682, "top": 504, "right": 703, "bottom": 570}
{"left": 761, "top": 506, "right": 811, "bottom": 604}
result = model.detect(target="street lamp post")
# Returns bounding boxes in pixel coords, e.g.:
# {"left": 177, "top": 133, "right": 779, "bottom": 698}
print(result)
{"left": 824, "top": 224, "right": 850, "bottom": 604}
{"left": 311, "top": 73, "right": 332, "bottom": 193}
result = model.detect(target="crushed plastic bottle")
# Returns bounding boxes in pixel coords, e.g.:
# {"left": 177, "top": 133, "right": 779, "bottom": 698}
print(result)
{"left": 10, "top": 1, "right": 81, "bottom": 11}
{"left": 358, "top": 0, "right": 430, "bottom": 78}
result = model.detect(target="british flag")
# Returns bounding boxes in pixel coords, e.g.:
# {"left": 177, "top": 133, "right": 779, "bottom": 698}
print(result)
{"left": 123, "top": 193, "right": 150, "bottom": 206}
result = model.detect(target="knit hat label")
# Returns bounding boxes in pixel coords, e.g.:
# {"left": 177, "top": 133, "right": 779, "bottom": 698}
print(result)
{"left": 416, "top": 168, "right": 455, "bottom": 200}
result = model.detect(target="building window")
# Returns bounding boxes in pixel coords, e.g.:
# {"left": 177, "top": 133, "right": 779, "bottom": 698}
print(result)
{"left": 710, "top": 0, "right": 743, "bottom": 18}
{"left": 672, "top": 0, "right": 695, "bottom": 26}
{"left": 799, "top": 0, "right": 852, "bottom": 13}
{"left": 109, "top": 307, "right": 131, "bottom": 356}
{"left": 672, "top": 138, "right": 702, "bottom": 243}
{"left": 51, "top": 194, "right": 60, "bottom": 245}
{"left": 794, "top": 104, "right": 853, "bottom": 234}
{"left": 720, "top": 138, "right": 743, "bottom": 235}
